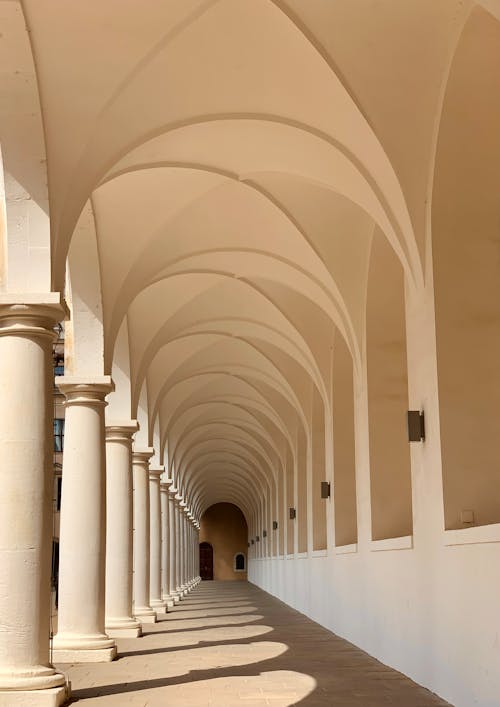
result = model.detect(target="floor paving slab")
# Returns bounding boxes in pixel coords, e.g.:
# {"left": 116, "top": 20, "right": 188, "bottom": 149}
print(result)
{"left": 57, "top": 581, "right": 452, "bottom": 706}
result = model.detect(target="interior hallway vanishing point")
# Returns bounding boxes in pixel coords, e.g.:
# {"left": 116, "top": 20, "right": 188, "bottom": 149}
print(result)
{"left": 61, "top": 581, "right": 450, "bottom": 707}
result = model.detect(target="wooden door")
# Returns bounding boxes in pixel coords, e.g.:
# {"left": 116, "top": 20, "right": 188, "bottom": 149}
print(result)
{"left": 199, "top": 542, "right": 213, "bottom": 580}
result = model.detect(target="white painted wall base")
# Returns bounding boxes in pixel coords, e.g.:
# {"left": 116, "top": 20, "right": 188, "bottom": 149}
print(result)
{"left": 249, "top": 543, "right": 500, "bottom": 707}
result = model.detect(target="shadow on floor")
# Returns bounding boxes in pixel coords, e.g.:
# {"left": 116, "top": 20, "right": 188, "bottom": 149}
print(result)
{"left": 63, "top": 581, "right": 452, "bottom": 707}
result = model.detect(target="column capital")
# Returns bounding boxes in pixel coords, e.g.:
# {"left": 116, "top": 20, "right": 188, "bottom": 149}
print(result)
{"left": 0, "top": 292, "right": 67, "bottom": 338}
{"left": 160, "top": 478, "right": 173, "bottom": 491}
{"left": 56, "top": 375, "right": 114, "bottom": 406}
{"left": 132, "top": 447, "right": 154, "bottom": 465}
{"left": 105, "top": 419, "right": 139, "bottom": 443}
{"left": 168, "top": 486, "right": 178, "bottom": 498}
{"left": 149, "top": 466, "right": 163, "bottom": 480}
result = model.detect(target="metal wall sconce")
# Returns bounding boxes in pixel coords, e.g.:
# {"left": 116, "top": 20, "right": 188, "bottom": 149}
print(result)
{"left": 256, "top": 535, "right": 260, "bottom": 542}
{"left": 263, "top": 529, "right": 267, "bottom": 538}
{"left": 251, "top": 538, "right": 254, "bottom": 545}
{"left": 320, "top": 481, "right": 331, "bottom": 499}
{"left": 407, "top": 410, "right": 425, "bottom": 442}
{"left": 272, "top": 520, "right": 278, "bottom": 530}
{"left": 248, "top": 542, "right": 250, "bottom": 548}
{"left": 289, "top": 507, "right": 296, "bottom": 520}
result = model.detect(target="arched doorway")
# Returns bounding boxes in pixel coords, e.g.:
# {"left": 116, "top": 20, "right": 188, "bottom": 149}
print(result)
{"left": 199, "top": 542, "right": 214, "bottom": 580}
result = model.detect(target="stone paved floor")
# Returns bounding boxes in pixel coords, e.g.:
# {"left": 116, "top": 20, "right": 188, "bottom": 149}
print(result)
{"left": 58, "top": 581, "right": 451, "bottom": 706}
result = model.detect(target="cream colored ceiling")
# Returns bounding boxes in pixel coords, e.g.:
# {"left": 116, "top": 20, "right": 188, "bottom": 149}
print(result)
{"left": 2, "top": 0, "right": 496, "bottom": 521}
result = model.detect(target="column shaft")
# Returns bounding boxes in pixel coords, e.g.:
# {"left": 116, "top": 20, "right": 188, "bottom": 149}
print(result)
{"left": 53, "top": 377, "right": 116, "bottom": 662}
{"left": 168, "top": 489, "right": 180, "bottom": 603}
{"left": 175, "top": 500, "right": 184, "bottom": 594}
{"left": 104, "top": 422, "right": 141, "bottom": 638}
{"left": 149, "top": 467, "right": 166, "bottom": 613}
{"left": 160, "top": 481, "right": 174, "bottom": 607}
{"left": 132, "top": 449, "right": 156, "bottom": 623}
{"left": 0, "top": 297, "right": 68, "bottom": 706}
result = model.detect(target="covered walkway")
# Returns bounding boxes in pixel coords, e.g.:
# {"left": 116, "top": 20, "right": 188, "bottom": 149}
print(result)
{"left": 62, "top": 582, "right": 449, "bottom": 707}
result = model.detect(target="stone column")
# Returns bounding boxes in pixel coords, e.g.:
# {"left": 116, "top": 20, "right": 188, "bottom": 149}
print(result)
{"left": 53, "top": 376, "right": 116, "bottom": 663}
{"left": 168, "top": 486, "right": 181, "bottom": 603}
{"left": 0, "top": 296, "right": 68, "bottom": 706}
{"left": 183, "top": 507, "right": 191, "bottom": 590}
{"left": 197, "top": 522, "right": 201, "bottom": 581}
{"left": 192, "top": 522, "right": 197, "bottom": 584}
{"left": 175, "top": 496, "right": 186, "bottom": 595}
{"left": 149, "top": 466, "right": 167, "bottom": 614}
{"left": 104, "top": 421, "right": 141, "bottom": 638}
{"left": 160, "top": 480, "right": 174, "bottom": 608}
{"left": 132, "top": 448, "right": 156, "bottom": 623}
{"left": 187, "top": 517, "right": 193, "bottom": 587}
{"left": 180, "top": 501, "right": 189, "bottom": 592}
{"left": 185, "top": 517, "right": 191, "bottom": 587}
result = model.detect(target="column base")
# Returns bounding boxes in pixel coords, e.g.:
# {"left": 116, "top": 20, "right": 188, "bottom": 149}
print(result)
{"left": 150, "top": 599, "right": 167, "bottom": 614}
{"left": 52, "top": 646, "right": 116, "bottom": 663}
{"left": 162, "top": 594, "right": 175, "bottom": 609}
{"left": 134, "top": 610, "right": 157, "bottom": 624}
{"left": 105, "top": 617, "right": 142, "bottom": 638}
{"left": 52, "top": 634, "right": 117, "bottom": 663}
{"left": 0, "top": 684, "right": 70, "bottom": 707}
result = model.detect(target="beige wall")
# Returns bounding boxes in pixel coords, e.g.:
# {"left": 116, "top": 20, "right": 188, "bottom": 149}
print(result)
{"left": 199, "top": 503, "right": 248, "bottom": 581}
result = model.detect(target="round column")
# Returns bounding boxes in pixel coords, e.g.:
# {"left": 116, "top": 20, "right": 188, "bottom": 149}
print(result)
{"left": 160, "top": 480, "right": 174, "bottom": 608}
{"left": 168, "top": 487, "right": 180, "bottom": 603}
{"left": 132, "top": 449, "right": 156, "bottom": 623}
{"left": 149, "top": 466, "right": 167, "bottom": 614}
{"left": 0, "top": 297, "right": 68, "bottom": 705}
{"left": 180, "top": 501, "right": 189, "bottom": 593}
{"left": 187, "top": 517, "right": 193, "bottom": 587}
{"left": 185, "top": 518, "right": 191, "bottom": 588}
{"left": 104, "top": 421, "right": 141, "bottom": 638}
{"left": 175, "top": 496, "right": 186, "bottom": 595}
{"left": 196, "top": 522, "right": 201, "bottom": 582}
{"left": 183, "top": 507, "right": 192, "bottom": 590}
{"left": 53, "top": 377, "right": 117, "bottom": 663}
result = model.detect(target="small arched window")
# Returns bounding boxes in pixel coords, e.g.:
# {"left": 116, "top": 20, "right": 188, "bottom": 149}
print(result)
{"left": 234, "top": 553, "right": 246, "bottom": 571}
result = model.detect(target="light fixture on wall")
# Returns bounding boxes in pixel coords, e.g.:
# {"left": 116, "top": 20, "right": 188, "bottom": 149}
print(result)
{"left": 256, "top": 535, "right": 260, "bottom": 542}
{"left": 263, "top": 529, "right": 267, "bottom": 537}
{"left": 272, "top": 520, "right": 278, "bottom": 530}
{"left": 247, "top": 542, "right": 250, "bottom": 548}
{"left": 407, "top": 410, "right": 425, "bottom": 442}
{"left": 320, "top": 481, "right": 331, "bottom": 499}
{"left": 251, "top": 538, "right": 254, "bottom": 545}
{"left": 289, "top": 507, "right": 296, "bottom": 520}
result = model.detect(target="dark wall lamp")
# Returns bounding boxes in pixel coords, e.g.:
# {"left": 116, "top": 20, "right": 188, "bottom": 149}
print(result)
{"left": 407, "top": 410, "right": 425, "bottom": 442}
{"left": 256, "top": 535, "right": 260, "bottom": 542}
{"left": 272, "top": 520, "right": 278, "bottom": 530}
{"left": 289, "top": 507, "right": 296, "bottom": 520}
{"left": 251, "top": 538, "right": 254, "bottom": 545}
{"left": 320, "top": 481, "right": 331, "bottom": 499}
{"left": 263, "top": 529, "right": 267, "bottom": 538}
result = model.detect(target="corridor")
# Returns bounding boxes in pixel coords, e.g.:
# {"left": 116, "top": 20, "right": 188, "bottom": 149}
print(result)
{"left": 61, "top": 582, "right": 450, "bottom": 707}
